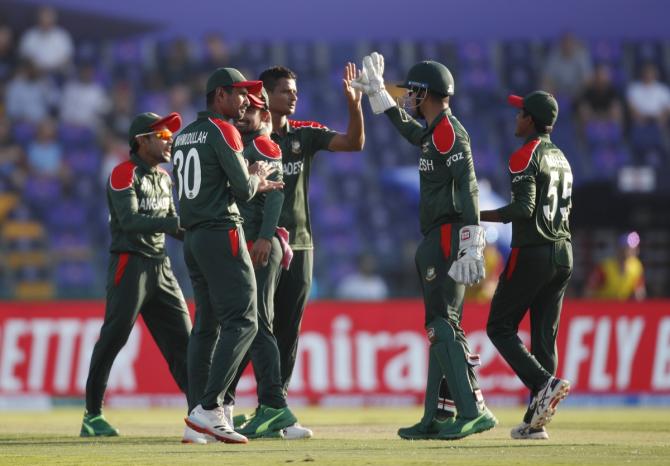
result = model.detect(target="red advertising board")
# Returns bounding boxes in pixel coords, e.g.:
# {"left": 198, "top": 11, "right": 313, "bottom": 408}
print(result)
{"left": 1, "top": 300, "right": 669, "bottom": 407}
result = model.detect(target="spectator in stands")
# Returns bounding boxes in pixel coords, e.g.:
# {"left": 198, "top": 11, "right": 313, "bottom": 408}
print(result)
{"left": 26, "top": 119, "right": 65, "bottom": 178}
{"left": 105, "top": 80, "right": 135, "bottom": 138}
{"left": 60, "top": 62, "right": 111, "bottom": 129}
{"left": 0, "top": 118, "right": 27, "bottom": 190}
{"left": 201, "top": 33, "right": 230, "bottom": 70}
{"left": 18, "top": 6, "right": 73, "bottom": 74}
{"left": 585, "top": 231, "right": 646, "bottom": 301}
{"left": 626, "top": 62, "right": 670, "bottom": 162}
{"left": 465, "top": 244, "right": 504, "bottom": 302}
{"left": 167, "top": 84, "right": 196, "bottom": 128}
{"left": 541, "top": 32, "right": 593, "bottom": 99}
{"left": 160, "top": 37, "right": 195, "bottom": 86}
{"left": 0, "top": 24, "right": 17, "bottom": 84}
{"left": 335, "top": 254, "right": 389, "bottom": 301}
{"left": 99, "top": 131, "right": 128, "bottom": 185}
{"left": 576, "top": 63, "right": 624, "bottom": 127}
{"left": 5, "top": 60, "right": 58, "bottom": 123}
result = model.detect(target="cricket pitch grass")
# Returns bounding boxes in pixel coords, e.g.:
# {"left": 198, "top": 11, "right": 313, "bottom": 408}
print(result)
{"left": 1, "top": 407, "right": 668, "bottom": 465}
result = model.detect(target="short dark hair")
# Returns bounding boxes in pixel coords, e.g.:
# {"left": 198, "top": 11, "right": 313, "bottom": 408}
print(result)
{"left": 523, "top": 109, "right": 552, "bottom": 134}
{"left": 206, "top": 86, "right": 233, "bottom": 107}
{"left": 259, "top": 66, "right": 297, "bottom": 92}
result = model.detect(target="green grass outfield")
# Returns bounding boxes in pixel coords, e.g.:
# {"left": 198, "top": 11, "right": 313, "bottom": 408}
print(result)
{"left": 0, "top": 407, "right": 669, "bottom": 465}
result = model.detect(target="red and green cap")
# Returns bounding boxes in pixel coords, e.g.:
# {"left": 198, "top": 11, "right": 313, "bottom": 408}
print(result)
{"left": 247, "top": 86, "right": 270, "bottom": 111}
{"left": 508, "top": 91, "right": 559, "bottom": 130}
{"left": 128, "top": 112, "right": 181, "bottom": 147}
{"left": 206, "top": 67, "right": 263, "bottom": 95}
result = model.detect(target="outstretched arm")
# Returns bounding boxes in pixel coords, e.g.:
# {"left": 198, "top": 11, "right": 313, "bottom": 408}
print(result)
{"left": 328, "top": 62, "right": 365, "bottom": 152}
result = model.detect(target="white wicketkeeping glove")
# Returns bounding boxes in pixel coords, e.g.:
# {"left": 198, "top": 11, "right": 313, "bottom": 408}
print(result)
{"left": 448, "top": 225, "right": 486, "bottom": 286}
{"left": 350, "top": 52, "right": 396, "bottom": 114}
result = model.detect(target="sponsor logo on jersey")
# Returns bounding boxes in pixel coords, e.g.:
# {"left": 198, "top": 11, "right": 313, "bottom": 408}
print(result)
{"left": 421, "top": 142, "right": 430, "bottom": 154}
{"left": 445, "top": 152, "right": 464, "bottom": 167}
{"left": 425, "top": 266, "right": 436, "bottom": 282}
{"left": 419, "top": 158, "right": 434, "bottom": 172}
{"left": 284, "top": 161, "right": 303, "bottom": 176}
{"left": 512, "top": 174, "right": 533, "bottom": 183}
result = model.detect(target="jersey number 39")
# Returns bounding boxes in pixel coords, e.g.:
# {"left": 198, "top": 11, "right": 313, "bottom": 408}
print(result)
{"left": 173, "top": 148, "right": 202, "bottom": 200}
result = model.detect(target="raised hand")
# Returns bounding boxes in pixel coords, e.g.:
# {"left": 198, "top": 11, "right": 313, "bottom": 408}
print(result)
{"left": 343, "top": 62, "right": 363, "bottom": 106}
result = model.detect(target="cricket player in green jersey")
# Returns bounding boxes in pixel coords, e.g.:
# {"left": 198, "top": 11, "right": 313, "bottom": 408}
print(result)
{"left": 81, "top": 112, "right": 192, "bottom": 437}
{"left": 244, "top": 63, "right": 363, "bottom": 439}
{"left": 481, "top": 91, "right": 572, "bottom": 440}
{"left": 176, "top": 68, "right": 284, "bottom": 445}
{"left": 353, "top": 52, "right": 497, "bottom": 440}
{"left": 218, "top": 87, "right": 299, "bottom": 439}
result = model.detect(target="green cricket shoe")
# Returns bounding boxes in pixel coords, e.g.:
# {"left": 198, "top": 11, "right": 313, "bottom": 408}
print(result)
{"left": 436, "top": 408, "right": 498, "bottom": 440}
{"left": 233, "top": 412, "right": 254, "bottom": 429}
{"left": 80, "top": 412, "right": 120, "bottom": 437}
{"left": 237, "top": 405, "right": 297, "bottom": 439}
{"left": 397, "top": 417, "right": 455, "bottom": 440}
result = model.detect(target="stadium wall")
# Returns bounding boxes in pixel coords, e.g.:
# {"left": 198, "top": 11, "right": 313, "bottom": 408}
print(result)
{"left": 0, "top": 300, "right": 669, "bottom": 410}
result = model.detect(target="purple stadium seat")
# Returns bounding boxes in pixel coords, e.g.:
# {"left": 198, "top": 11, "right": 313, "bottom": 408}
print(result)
{"left": 12, "top": 122, "right": 37, "bottom": 145}
{"left": 59, "top": 124, "right": 97, "bottom": 148}
{"left": 22, "top": 176, "right": 62, "bottom": 209}
{"left": 64, "top": 149, "right": 101, "bottom": 176}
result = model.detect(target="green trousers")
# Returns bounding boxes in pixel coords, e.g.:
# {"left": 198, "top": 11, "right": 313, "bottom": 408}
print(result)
{"left": 415, "top": 225, "right": 482, "bottom": 420}
{"left": 225, "top": 236, "right": 285, "bottom": 408}
{"left": 487, "top": 240, "right": 572, "bottom": 393}
{"left": 184, "top": 227, "right": 258, "bottom": 411}
{"left": 273, "top": 249, "right": 313, "bottom": 397}
{"left": 86, "top": 254, "right": 191, "bottom": 414}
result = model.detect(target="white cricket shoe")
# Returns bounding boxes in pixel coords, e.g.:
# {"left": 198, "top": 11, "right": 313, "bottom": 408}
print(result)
{"left": 510, "top": 422, "right": 549, "bottom": 440}
{"left": 181, "top": 425, "right": 210, "bottom": 444}
{"left": 282, "top": 423, "right": 313, "bottom": 440}
{"left": 222, "top": 404, "right": 234, "bottom": 427}
{"left": 185, "top": 404, "right": 248, "bottom": 444}
{"left": 530, "top": 377, "right": 571, "bottom": 429}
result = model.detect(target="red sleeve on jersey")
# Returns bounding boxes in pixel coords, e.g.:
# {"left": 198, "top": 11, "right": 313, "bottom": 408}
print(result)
{"left": 109, "top": 160, "right": 137, "bottom": 191}
{"left": 253, "top": 135, "right": 282, "bottom": 159}
{"left": 289, "top": 119, "right": 327, "bottom": 129}
{"left": 208, "top": 117, "right": 244, "bottom": 152}
{"left": 508, "top": 138, "right": 540, "bottom": 174}
{"left": 432, "top": 115, "right": 456, "bottom": 154}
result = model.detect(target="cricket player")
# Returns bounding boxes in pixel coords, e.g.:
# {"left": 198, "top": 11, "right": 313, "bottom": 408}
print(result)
{"left": 176, "top": 67, "right": 283, "bottom": 444}
{"left": 352, "top": 52, "right": 497, "bottom": 440}
{"left": 233, "top": 63, "right": 364, "bottom": 439}
{"left": 482, "top": 91, "right": 572, "bottom": 440}
{"left": 218, "top": 87, "right": 299, "bottom": 439}
{"left": 81, "top": 112, "right": 191, "bottom": 437}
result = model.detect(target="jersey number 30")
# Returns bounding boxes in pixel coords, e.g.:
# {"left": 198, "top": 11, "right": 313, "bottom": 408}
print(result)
{"left": 173, "top": 148, "right": 202, "bottom": 200}
{"left": 543, "top": 170, "right": 573, "bottom": 223}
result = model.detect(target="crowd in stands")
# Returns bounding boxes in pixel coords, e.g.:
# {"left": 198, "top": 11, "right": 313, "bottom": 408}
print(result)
{"left": 0, "top": 6, "right": 666, "bottom": 299}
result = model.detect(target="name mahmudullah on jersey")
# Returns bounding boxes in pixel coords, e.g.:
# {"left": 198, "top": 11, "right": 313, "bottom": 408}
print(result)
{"left": 174, "top": 131, "right": 208, "bottom": 147}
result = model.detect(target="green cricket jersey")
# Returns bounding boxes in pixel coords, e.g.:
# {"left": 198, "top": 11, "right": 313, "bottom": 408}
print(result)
{"left": 239, "top": 131, "right": 284, "bottom": 241}
{"left": 271, "top": 120, "right": 337, "bottom": 249}
{"left": 172, "top": 110, "right": 260, "bottom": 230}
{"left": 385, "top": 107, "right": 480, "bottom": 234}
{"left": 494, "top": 133, "right": 573, "bottom": 247}
{"left": 107, "top": 153, "right": 180, "bottom": 259}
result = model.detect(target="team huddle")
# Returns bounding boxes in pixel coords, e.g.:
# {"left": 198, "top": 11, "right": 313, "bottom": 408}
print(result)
{"left": 80, "top": 51, "right": 574, "bottom": 443}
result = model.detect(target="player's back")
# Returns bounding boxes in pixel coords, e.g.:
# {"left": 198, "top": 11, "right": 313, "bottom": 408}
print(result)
{"left": 172, "top": 111, "right": 247, "bottom": 230}
{"left": 510, "top": 135, "right": 573, "bottom": 247}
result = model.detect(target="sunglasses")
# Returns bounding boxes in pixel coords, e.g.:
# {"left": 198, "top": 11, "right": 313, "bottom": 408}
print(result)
{"left": 135, "top": 128, "right": 173, "bottom": 141}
